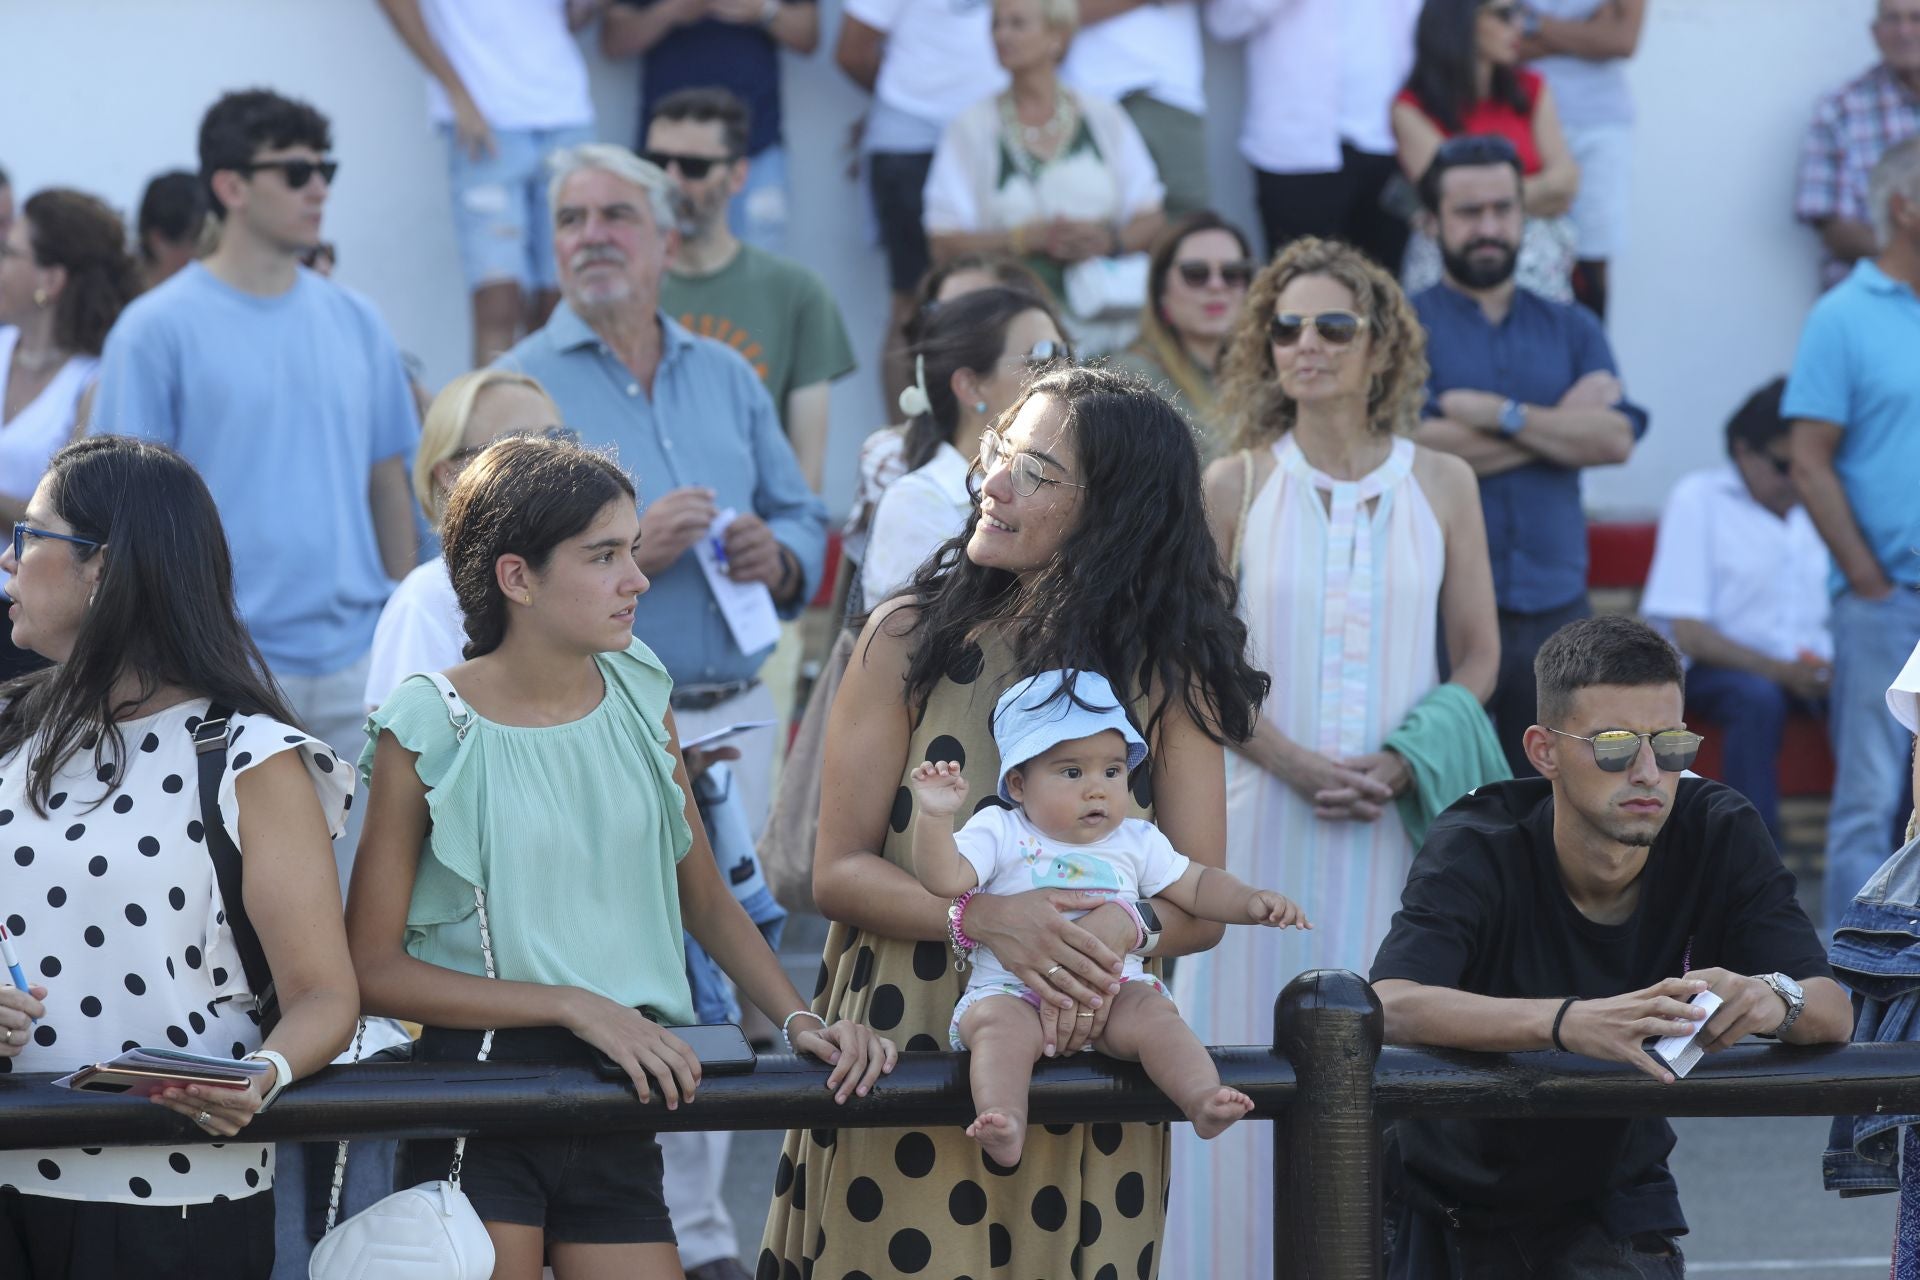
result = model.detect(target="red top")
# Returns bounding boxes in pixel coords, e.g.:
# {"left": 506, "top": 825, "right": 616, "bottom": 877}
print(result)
{"left": 1397, "top": 67, "right": 1545, "bottom": 174}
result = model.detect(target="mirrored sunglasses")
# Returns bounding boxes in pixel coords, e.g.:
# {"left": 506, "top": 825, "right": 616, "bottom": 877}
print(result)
{"left": 1268, "top": 310, "right": 1368, "bottom": 347}
{"left": 1547, "top": 727, "right": 1704, "bottom": 773}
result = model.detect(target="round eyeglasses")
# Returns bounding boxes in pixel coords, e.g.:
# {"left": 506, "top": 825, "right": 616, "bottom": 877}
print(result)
{"left": 975, "top": 427, "right": 1087, "bottom": 499}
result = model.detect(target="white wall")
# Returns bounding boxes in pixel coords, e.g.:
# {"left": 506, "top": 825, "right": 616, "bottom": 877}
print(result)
{"left": 0, "top": 0, "right": 1879, "bottom": 519}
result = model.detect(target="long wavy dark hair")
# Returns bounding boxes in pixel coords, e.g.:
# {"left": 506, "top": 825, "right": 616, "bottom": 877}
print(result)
{"left": 1405, "top": 0, "right": 1532, "bottom": 134}
{"left": 0, "top": 437, "right": 298, "bottom": 815}
{"left": 883, "top": 365, "right": 1269, "bottom": 748}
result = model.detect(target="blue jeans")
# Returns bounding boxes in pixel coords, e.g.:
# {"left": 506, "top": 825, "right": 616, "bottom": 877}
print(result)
{"left": 442, "top": 122, "right": 596, "bottom": 291}
{"left": 1824, "top": 588, "right": 1920, "bottom": 933}
{"left": 1685, "top": 663, "right": 1793, "bottom": 845}
{"left": 729, "top": 143, "right": 789, "bottom": 255}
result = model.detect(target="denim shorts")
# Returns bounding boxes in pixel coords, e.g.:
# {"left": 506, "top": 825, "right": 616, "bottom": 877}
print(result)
{"left": 399, "top": 1026, "right": 674, "bottom": 1245}
{"left": 442, "top": 123, "right": 595, "bottom": 292}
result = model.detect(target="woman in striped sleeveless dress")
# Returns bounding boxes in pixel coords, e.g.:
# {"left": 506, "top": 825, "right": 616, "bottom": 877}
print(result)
{"left": 1167, "top": 238, "right": 1500, "bottom": 1278}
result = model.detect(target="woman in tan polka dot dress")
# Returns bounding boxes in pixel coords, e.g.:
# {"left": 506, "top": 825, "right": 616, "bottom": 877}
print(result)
{"left": 759, "top": 367, "right": 1271, "bottom": 1279}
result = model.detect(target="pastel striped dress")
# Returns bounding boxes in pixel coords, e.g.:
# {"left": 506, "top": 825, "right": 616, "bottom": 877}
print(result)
{"left": 1166, "top": 434, "right": 1444, "bottom": 1278}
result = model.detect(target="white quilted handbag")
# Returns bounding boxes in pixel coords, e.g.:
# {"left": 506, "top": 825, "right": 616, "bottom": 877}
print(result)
{"left": 312, "top": 677, "right": 499, "bottom": 1280}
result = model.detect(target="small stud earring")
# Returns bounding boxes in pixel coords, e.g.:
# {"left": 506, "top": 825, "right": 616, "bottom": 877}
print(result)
{"left": 973, "top": 401, "right": 988, "bottom": 415}
{"left": 32, "top": 288, "right": 48, "bottom": 308}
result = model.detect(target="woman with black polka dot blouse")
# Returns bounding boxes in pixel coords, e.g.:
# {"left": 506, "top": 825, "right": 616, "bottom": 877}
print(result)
{"left": 0, "top": 438, "right": 360, "bottom": 1279}
{"left": 759, "top": 368, "right": 1270, "bottom": 1278}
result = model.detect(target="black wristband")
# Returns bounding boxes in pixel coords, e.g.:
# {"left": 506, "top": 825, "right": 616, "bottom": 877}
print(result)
{"left": 1551, "top": 996, "right": 1580, "bottom": 1052}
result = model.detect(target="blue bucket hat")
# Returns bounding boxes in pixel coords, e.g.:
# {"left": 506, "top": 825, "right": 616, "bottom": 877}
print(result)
{"left": 991, "top": 669, "right": 1149, "bottom": 802}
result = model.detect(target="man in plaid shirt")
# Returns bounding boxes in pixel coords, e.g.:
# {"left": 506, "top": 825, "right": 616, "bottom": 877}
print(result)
{"left": 1796, "top": 0, "right": 1920, "bottom": 287}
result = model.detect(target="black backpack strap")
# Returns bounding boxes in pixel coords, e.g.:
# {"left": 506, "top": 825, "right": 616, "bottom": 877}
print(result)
{"left": 194, "top": 704, "right": 278, "bottom": 1033}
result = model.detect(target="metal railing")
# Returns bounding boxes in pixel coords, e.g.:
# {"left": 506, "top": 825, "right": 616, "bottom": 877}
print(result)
{"left": 6, "top": 970, "right": 1919, "bottom": 1280}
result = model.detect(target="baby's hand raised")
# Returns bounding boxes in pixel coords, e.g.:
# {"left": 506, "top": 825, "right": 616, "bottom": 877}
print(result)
{"left": 909, "top": 760, "right": 970, "bottom": 816}
{"left": 1248, "top": 890, "right": 1311, "bottom": 930}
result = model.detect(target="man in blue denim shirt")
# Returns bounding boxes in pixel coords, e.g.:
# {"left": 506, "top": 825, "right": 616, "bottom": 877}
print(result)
{"left": 499, "top": 142, "right": 825, "bottom": 1280}
{"left": 1410, "top": 136, "right": 1649, "bottom": 776}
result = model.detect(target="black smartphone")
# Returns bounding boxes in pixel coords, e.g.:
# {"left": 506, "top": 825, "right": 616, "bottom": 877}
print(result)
{"left": 591, "top": 1022, "right": 757, "bottom": 1079}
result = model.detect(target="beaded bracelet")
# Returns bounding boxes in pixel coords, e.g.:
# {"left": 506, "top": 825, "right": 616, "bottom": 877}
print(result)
{"left": 783, "top": 1008, "right": 827, "bottom": 1054}
{"left": 947, "top": 890, "right": 980, "bottom": 972}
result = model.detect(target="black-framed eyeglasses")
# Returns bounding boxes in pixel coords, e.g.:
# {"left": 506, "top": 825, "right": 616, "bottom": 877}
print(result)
{"left": 1268, "top": 310, "right": 1369, "bottom": 347}
{"left": 447, "top": 424, "right": 579, "bottom": 465}
{"left": 1546, "top": 726, "right": 1703, "bottom": 774}
{"left": 1434, "top": 134, "right": 1524, "bottom": 170}
{"left": 1176, "top": 259, "right": 1256, "bottom": 289}
{"left": 642, "top": 151, "right": 732, "bottom": 180}
{"left": 975, "top": 426, "right": 1087, "bottom": 498}
{"left": 235, "top": 159, "right": 339, "bottom": 190}
{"left": 12, "top": 523, "right": 101, "bottom": 566}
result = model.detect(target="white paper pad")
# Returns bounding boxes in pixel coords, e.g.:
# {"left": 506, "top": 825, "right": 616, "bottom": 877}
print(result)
{"left": 1648, "top": 990, "right": 1723, "bottom": 1079}
{"left": 694, "top": 508, "right": 782, "bottom": 655}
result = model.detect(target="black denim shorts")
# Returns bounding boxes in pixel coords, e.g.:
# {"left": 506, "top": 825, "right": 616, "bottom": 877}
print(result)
{"left": 399, "top": 1026, "right": 675, "bottom": 1246}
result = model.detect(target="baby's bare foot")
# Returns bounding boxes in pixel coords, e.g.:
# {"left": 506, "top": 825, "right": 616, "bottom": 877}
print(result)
{"left": 966, "top": 1108, "right": 1026, "bottom": 1165}
{"left": 1187, "top": 1087, "right": 1254, "bottom": 1139}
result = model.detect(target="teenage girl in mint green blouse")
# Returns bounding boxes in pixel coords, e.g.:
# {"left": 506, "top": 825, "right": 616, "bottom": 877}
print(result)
{"left": 346, "top": 435, "right": 896, "bottom": 1280}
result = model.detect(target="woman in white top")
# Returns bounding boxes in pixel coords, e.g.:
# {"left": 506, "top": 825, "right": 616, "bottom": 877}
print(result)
{"left": 861, "top": 287, "right": 1067, "bottom": 611}
{"left": 0, "top": 190, "right": 141, "bottom": 681}
{"left": 0, "top": 436, "right": 359, "bottom": 1279}
{"left": 363, "top": 370, "right": 562, "bottom": 708}
{"left": 922, "top": 0, "right": 1164, "bottom": 344}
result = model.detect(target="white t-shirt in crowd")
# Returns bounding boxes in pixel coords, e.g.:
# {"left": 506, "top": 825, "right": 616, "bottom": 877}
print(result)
{"left": 419, "top": 0, "right": 593, "bottom": 131}
{"left": 1527, "top": 0, "right": 1634, "bottom": 129}
{"left": 0, "top": 328, "right": 97, "bottom": 591}
{"left": 0, "top": 702, "right": 351, "bottom": 1205}
{"left": 861, "top": 444, "right": 973, "bottom": 612}
{"left": 846, "top": 0, "right": 1007, "bottom": 145}
{"left": 1062, "top": 5, "right": 1205, "bottom": 117}
{"left": 1206, "top": 0, "right": 1421, "bottom": 173}
{"left": 1640, "top": 464, "right": 1833, "bottom": 667}
{"left": 952, "top": 805, "right": 1189, "bottom": 993}
{"left": 364, "top": 556, "right": 466, "bottom": 709}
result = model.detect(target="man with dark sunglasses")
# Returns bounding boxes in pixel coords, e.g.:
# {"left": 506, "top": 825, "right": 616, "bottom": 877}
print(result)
{"left": 1410, "top": 134, "right": 1649, "bottom": 779}
{"left": 1372, "top": 615, "right": 1849, "bottom": 1279}
{"left": 1640, "top": 379, "right": 1832, "bottom": 846}
{"left": 647, "top": 88, "right": 853, "bottom": 491}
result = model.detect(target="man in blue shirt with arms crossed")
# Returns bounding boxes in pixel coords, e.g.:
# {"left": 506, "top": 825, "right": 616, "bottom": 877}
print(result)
{"left": 1410, "top": 134, "right": 1649, "bottom": 777}
{"left": 499, "top": 141, "right": 826, "bottom": 1280}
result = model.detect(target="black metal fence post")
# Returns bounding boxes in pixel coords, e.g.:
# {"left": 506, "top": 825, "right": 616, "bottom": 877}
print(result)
{"left": 1273, "top": 968, "right": 1384, "bottom": 1280}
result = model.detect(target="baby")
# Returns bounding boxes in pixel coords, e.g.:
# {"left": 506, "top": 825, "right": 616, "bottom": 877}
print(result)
{"left": 909, "top": 668, "right": 1310, "bottom": 1165}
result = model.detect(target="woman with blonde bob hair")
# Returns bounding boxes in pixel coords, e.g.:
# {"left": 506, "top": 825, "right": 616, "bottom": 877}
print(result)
{"left": 1164, "top": 237, "right": 1503, "bottom": 1278}
{"left": 363, "top": 369, "right": 562, "bottom": 708}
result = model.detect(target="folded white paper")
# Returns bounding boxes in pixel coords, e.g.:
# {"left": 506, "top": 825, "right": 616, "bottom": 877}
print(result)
{"left": 694, "top": 508, "right": 782, "bottom": 656}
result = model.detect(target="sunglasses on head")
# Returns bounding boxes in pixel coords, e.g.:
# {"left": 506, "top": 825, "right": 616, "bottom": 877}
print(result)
{"left": 237, "top": 158, "right": 338, "bottom": 190}
{"left": 1546, "top": 727, "right": 1703, "bottom": 773}
{"left": 448, "top": 425, "right": 580, "bottom": 464}
{"left": 1175, "top": 259, "right": 1256, "bottom": 289}
{"left": 1268, "top": 311, "right": 1368, "bottom": 347}
{"left": 643, "top": 151, "right": 731, "bottom": 180}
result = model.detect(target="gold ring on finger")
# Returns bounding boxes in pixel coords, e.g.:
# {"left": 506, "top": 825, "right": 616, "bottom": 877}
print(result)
{"left": 1045, "top": 964, "right": 1065, "bottom": 978}
{"left": 1075, "top": 1012, "right": 1095, "bottom": 1019}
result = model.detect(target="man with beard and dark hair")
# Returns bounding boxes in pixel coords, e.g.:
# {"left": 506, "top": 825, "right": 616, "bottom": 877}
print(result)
{"left": 1372, "top": 614, "right": 1849, "bottom": 1279}
{"left": 1410, "top": 134, "right": 1649, "bottom": 775}
{"left": 648, "top": 87, "right": 854, "bottom": 492}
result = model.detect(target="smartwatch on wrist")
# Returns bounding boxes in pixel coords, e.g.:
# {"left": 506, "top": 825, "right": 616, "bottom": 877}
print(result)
{"left": 1132, "top": 900, "right": 1163, "bottom": 956}
{"left": 246, "top": 1049, "right": 292, "bottom": 1111}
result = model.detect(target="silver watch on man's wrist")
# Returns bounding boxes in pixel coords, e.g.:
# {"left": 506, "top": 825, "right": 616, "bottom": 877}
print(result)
{"left": 1757, "top": 972, "right": 1805, "bottom": 1036}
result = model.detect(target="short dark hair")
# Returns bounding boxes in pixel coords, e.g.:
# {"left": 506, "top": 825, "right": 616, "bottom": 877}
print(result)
{"left": 650, "top": 87, "right": 751, "bottom": 160}
{"left": 198, "top": 89, "right": 332, "bottom": 217}
{"left": 441, "top": 436, "right": 638, "bottom": 659}
{"left": 23, "top": 189, "right": 142, "bottom": 356}
{"left": 137, "top": 170, "right": 210, "bottom": 260}
{"left": 1418, "top": 133, "right": 1526, "bottom": 213}
{"left": 1724, "top": 377, "right": 1789, "bottom": 459}
{"left": 1535, "top": 615, "right": 1684, "bottom": 724}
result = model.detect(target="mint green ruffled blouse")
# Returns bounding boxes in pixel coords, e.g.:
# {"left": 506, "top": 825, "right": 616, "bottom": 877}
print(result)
{"left": 360, "top": 639, "right": 696, "bottom": 1024}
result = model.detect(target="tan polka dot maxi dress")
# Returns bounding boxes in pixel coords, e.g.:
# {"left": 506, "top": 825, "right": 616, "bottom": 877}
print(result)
{"left": 758, "top": 639, "right": 1171, "bottom": 1280}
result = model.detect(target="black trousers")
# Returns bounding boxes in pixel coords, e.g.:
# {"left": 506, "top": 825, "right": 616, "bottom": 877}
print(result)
{"left": 0, "top": 1186, "right": 275, "bottom": 1280}
{"left": 1255, "top": 144, "right": 1411, "bottom": 275}
{"left": 1491, "top": 597, "right": 1594, "bottom": 777}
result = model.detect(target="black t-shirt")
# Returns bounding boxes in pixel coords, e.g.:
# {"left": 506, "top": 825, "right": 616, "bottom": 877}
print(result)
{"left": 1370, "top": 777, "right": 1833, "bottom": 1231}
{"left": 617, "top": 0, "right": 792, "bottom": 156}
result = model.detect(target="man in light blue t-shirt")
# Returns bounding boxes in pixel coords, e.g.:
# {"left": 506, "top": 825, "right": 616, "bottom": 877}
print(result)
{"left": 91, "top": 90, "right": 419, "bottom": 824}
{"left": 1784, "top": 135, "right": 1920, "bottom": 934}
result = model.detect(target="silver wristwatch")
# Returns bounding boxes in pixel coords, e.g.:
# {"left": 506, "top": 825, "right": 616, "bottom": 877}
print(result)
{"left": 1757, "top": 972, "right": 1805, "bottom": 1037}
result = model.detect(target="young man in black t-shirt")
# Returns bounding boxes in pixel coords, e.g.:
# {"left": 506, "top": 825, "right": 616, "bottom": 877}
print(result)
{"left": 1371, "top": 615, "right": 1851, "bottom": 1279}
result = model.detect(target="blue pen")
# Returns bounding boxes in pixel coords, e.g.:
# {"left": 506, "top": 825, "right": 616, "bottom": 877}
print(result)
{"left": 0, "top": 923, "right": 35, "bottom": 1023}
{"left": 710, "top": 535, "right": 730, "bottom": 571}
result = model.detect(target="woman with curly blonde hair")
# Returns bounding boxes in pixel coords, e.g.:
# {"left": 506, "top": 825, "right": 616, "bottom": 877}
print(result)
{"left": 1164, "top": 237, "right": 1502, "bottom": 1278}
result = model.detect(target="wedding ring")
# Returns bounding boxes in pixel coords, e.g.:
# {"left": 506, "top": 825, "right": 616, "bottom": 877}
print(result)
{"left": 1045, "top": 964, "right": 1065, "bottom": 978}
{"left": 5, "top": 1028, "right": 19, "bottom": 1045}
{"left": 194, "top": 1110, "right": 214, "bottom": 1129}
{"left": 1075, "top": 1012, "right": 1095, "bottom": 1019}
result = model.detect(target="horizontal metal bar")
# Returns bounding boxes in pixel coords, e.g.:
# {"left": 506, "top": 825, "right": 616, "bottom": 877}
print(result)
{"left": 0, "top": 1046, "right": 1295, "bottom": 1150}
{"left": 1376, "top": 1041, "right": 1920, "bottom": 1118}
